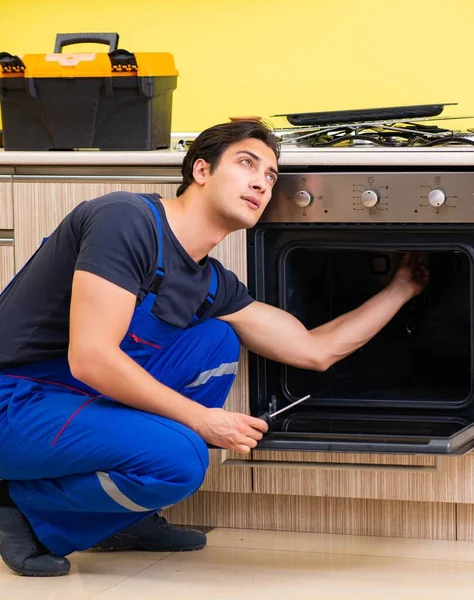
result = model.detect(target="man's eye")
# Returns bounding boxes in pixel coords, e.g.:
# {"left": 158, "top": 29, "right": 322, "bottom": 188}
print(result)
{"left": 241, "top": 158, "right": 252, "bottom": 166}
{"left": 267, "top": 174, "right": 276, "bottom": 184}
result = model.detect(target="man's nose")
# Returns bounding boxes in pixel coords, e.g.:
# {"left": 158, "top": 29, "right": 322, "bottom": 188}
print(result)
{"left": 251, "top": 172, "right": 268, "bottom": 192}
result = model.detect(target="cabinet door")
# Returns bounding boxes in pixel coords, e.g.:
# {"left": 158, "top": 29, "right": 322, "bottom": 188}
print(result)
{"left": 250, "top": 450, "right": 474, "bottom": 503}
{"left": 0, "top": 242, "right": 15, "bottom": 293}
{"left": 0, "top": 175, "right": 14, "bottom": 291}
{"left": 0, "top": 175, "right": 14, "bottom": 229}
{"left": 13, "top": 179, "right": 152, "bottom": 270}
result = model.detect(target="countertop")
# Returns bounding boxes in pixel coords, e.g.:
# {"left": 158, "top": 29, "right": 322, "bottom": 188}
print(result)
{"left": 2, "top": 146, "right": 474, "bottom": 168}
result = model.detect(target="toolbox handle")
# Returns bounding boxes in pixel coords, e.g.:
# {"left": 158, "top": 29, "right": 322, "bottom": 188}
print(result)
{"left": 54, "top": 33, "right": 119, "bottom": 53}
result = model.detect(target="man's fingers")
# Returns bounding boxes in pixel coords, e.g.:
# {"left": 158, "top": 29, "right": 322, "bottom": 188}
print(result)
{"left": 233, "top": 433, "right": 260, "bottom": 453}
{"left": 235, "top": 443, "right": 252, "bottom": 455}
{"left": 245, "top": 428, "right": 264, "bottom": 441}
{"left": 239, "top": 435, "right": 258, "bottom": 449}
{"left": 398, "top": 252, "right": 412, "bottom": 269}
{"left": 246, "top": 415, "right": 269, "bottom": 433}
{"left": 420, "top": 266, "right": 430, "bottom": 281}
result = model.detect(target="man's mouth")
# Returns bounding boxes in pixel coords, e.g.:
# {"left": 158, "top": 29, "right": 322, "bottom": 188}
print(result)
{"left": 242, "top": 196, "right": 261, "bottom": 210}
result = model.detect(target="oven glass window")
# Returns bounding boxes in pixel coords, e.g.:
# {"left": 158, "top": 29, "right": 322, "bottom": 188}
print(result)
{"left": 282, "top": 248, "right": 471, "bottom": 405}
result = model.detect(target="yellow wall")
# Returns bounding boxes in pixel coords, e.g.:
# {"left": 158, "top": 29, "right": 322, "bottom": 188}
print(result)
{"left": 2, "top": 0, "right": 474, "bottom": 132}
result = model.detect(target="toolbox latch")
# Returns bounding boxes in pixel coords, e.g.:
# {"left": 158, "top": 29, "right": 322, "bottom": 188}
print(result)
{"left": 108, "top": 49, "right": 138, "bottom": 73}
{"left": 0, "top": 53, "right": 26, "bottom": 74}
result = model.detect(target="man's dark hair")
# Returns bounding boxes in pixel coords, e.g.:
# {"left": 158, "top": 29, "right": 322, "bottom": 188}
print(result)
{"left": 176, "top": 121, "right": 280, "bottom": 196}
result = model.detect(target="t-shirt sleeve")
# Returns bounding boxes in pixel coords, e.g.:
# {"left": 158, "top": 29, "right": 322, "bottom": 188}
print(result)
{"left": 211, "top": 259, "right": 255, "bottom": 317}
{"left": 73, "top": 194, "right": 157, "bottom": 295}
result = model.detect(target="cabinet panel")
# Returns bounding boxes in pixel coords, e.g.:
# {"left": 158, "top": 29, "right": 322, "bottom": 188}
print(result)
{"left": 456, "top": 504, "right": 474, "bottom": 541}
{"left": 163, "top": 491, "right": 456, "bottom": 540}
{"left": 252, "top": 453, "right": 474, "bottom": 503}
{"left": 252, "top": 451, "right": 437, "bottom": 467}
{"left": 0, "top": 244, "right": 15, "bottom": 292}
{"left": 0, "top": 177, "right": 13, "bottom": 229}
{"left": 13, "top": 181, "right": 150, "bottom": 270}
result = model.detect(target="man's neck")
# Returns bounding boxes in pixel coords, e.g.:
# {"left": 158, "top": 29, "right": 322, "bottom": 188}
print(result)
{"left": 160, "top": 193, "right": 231, "bottom": 264}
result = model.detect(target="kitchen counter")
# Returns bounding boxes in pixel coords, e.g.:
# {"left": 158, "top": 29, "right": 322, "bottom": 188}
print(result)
{"left": 1, "top": 146, "right": 474, "bottom": 169}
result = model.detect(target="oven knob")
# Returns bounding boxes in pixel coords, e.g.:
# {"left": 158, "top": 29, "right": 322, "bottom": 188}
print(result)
{"left": 294, "top": 190, "right": 313, "bottom": 208}
{"left": 428, "top": 189, "right": 446, "bottom": 207}
{"left": 361, "top": 190, "right": 379, "bottom": 208}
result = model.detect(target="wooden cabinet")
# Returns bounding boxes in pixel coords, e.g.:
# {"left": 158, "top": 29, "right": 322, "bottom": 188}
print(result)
{"left": 250, "top": 450, "right": 474, "bottom": 503}
{"left": 163, "top": 490, "right": 458, "bottom": 540}
{"left": 13, "top": 174, "right": 474, "bottom": 507}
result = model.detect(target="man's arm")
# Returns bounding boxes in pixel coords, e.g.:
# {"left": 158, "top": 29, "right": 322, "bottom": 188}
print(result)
{"left": 219, "top": 253, "right": 429, "bottom": 371}
{"left": 68, "top": 270, "right": 267, "bottom": 454}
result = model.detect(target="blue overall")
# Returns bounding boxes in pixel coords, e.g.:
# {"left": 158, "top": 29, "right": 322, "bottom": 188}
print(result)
{"left": 0, "top": 195, "right": 240, "bottom": 556}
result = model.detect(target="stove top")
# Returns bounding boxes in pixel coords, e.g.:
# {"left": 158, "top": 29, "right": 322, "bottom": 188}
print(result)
{"left": 274, "top": 103, "right": 474, "bottom": 149}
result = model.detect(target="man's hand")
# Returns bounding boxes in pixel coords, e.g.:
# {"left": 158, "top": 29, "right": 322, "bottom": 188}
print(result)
{"left": 390, "top": 252, "right": 430, "bottom": 299}
{"left": 192, "top": 408, "right": 268, "bottom": 455}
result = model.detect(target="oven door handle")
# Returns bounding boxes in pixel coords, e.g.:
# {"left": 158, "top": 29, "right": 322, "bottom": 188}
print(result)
{"left": 241, "top": 424, "right": 474, "bottom": 456}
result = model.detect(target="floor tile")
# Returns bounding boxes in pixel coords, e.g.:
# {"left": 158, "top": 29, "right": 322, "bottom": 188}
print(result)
{"left": 2, "top": 530, "right": 474, "bottom": 600}
{"left": 207, "top": 526, "right": 474, "bottom": 562}
{"left": 92, "top": 546, "right": 474, "bottom": 600}
{"left": 0, "top": 550, "right": 167, "bottom": 600}
{"left": 92, "top": 546, "right": 366, "bottom": 600}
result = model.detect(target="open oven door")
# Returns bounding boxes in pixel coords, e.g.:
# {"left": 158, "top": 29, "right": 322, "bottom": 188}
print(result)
{"left": 255, "top": 412, "right": 474, "bottom": 455}
{"left": 249, "top": 234, "right": 474, "bottom": 456}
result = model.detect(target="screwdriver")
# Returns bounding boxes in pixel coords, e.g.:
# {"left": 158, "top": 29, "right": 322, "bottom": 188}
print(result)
{"left": 206, "top": 394, "right": 312, "bottom": 449}
{"left": 258, "top": 394, "right": 311, "bottom": 425}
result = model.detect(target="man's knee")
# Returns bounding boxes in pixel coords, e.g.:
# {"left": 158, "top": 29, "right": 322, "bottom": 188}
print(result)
{"left": 143, "top": 427, "right": 209, "bottom": 506}
{"left": 171, "top": 430, "right": 210, "bottom": 492}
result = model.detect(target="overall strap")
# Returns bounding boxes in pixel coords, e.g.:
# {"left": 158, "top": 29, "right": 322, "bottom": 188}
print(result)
{"left": 136, "top": 193, "right": 219, "bottom": 323}
{"left": 137, "top": 194, "right": 164, "bottom": 311}
{"left": 190, "top": 262, "right": 219, "bottom": 323}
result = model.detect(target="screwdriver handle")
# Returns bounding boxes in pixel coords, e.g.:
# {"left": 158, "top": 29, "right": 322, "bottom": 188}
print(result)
{"left": 258, "top": 412, "right": 271, "bottom": 425}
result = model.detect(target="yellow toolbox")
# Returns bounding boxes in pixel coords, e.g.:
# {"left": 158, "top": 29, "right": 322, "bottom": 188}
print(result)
{"left": 0, "top": 33, "right": 179, "bottom": 150}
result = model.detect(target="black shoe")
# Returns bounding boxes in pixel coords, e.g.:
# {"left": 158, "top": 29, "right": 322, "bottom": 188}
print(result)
{"left": 93, "top": 513, "right": 207, "bottom": 552}
{"left": 0, "top": 507, "right": 70, "bottom": 577}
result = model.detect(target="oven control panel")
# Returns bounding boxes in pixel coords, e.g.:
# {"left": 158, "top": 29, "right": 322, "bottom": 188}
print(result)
{"left": 261, "top": 172, "right": 474, "bottom": 223}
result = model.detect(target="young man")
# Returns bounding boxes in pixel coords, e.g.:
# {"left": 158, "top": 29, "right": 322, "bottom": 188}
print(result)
{"left": 0, "top": 121, "right": 428, "bottom": 577}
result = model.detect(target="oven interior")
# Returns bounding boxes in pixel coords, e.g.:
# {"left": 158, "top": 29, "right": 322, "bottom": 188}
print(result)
{"left": 283, "top": 246, "right": 470, "bottom": 406}
{"left": 248, "top": 227, "right": 474, "bottom": 451}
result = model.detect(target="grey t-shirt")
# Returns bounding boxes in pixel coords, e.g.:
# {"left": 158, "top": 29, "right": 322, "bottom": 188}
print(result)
{"left": 0, "top": 192, "right": 253, "bottom": 370}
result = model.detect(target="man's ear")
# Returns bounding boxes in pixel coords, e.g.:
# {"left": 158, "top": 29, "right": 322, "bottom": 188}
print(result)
{"left": 192, "top": 158, "right": 211, "bottom": 186}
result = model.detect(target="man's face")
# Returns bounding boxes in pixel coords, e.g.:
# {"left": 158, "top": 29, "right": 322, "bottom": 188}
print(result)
{"left": 199, "top": 138, "right": 279, "bottom": 230}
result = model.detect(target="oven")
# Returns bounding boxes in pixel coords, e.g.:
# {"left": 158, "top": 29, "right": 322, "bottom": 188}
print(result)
{"left": 248, "top": 169, "right": 474, "bottom": 455}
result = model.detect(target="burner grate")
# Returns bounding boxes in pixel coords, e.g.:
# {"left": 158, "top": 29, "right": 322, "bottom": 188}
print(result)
{"left": 274, "top": 107, "right": 474, "bottom": 148}
{"left": 276, "top": 121, "right": 474, "bottom": 148}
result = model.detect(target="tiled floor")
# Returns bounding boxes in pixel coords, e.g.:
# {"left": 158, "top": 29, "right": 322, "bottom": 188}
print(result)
{"left": 2, "top": 528, "right": 474, "bottom": 599}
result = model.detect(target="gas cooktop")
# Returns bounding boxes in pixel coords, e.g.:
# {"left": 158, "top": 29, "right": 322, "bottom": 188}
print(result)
{"left": 274, "top": 103, "right": 474, "bottom": 149}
